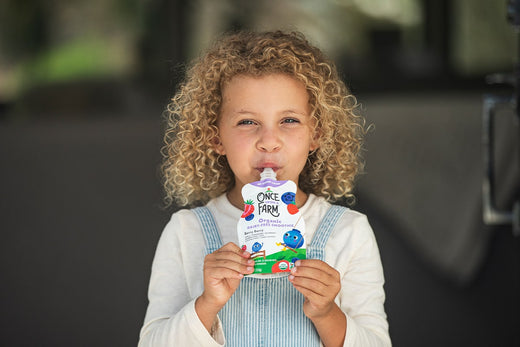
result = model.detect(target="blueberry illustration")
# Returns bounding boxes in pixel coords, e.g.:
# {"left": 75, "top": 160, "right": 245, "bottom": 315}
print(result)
{"left": 245, "top": 214, "right": 254, "bottom": 221}
{"left": 281, "top": 192, "right": 296, "bottom": 205}
{"left": 252, "top": 242, "right": 263, "bottom": 252}
{"left": 283, "top": 229, "right": 304, "bottom": 249}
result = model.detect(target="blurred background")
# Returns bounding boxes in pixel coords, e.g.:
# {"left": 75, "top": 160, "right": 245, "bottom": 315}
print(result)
{"left": 0, "top": 0, "right": 518, "bottom": 346}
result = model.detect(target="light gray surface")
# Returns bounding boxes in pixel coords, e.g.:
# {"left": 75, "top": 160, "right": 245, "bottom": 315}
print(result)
{"left": 358, "top": 91, "right": 517, "bottom": 284}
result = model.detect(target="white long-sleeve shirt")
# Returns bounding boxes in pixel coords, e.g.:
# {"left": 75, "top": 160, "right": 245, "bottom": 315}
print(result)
{"left": 139, "top": 194, "right": 391, "bottom": 346}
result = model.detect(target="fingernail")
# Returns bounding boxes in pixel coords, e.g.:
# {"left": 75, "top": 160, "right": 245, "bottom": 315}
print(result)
{"left": 247, "top": 259, "right": 255, "bottom": 265}
{"left": 288, "top": 275, "right": 294, "bottom": 281}
{"left": 295, "top": 260, "right": 301, "bottom": 267}
{"left": 246, "top": 266, "right": 254, "bottom": 272}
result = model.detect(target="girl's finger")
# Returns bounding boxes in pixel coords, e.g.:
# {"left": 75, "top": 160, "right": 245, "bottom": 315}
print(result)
{"left": 289, "top": 274, "right": 334, "bottom": 295}
{"left": 211, "top": 250, "right": 251, "bottom": 263}
{"left": 205, "top": 258, "right": 255, "bottom": 275}
{"left": 290, "top": 282, "right": 325, "bottom": 301}
{"left": 290, "top": 265, "right": 338, "bottom": 286}
{"left": 205, "top": 266, "right": 247, "bottom": 280}
{"left": 218, "top": 242, "right": 251, "bottom": 258}
{"left": 208, "top": 249, "right": 254, "bottom": 267}
{"left": 293, "top": 259, "right": 337, "bottom": 274}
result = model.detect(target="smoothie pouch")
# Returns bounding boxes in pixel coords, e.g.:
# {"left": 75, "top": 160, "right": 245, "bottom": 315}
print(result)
{"left": 237, "top": 168, "right": 306, "bottom": 274}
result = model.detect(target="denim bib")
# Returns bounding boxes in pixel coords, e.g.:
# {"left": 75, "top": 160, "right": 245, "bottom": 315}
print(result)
{"left": 193, "top": 205, "right": 346, "bottom": 347}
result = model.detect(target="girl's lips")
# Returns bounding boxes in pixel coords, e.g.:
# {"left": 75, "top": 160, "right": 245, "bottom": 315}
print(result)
{"left": 256, "top": 164, "right": 279, "bottom": 172}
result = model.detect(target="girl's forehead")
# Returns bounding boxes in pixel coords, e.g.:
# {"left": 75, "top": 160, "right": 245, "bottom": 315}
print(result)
{"left": 221, "top": 73, "right": 311, "bottom": 97}
{"left": 223, "top": 72, "right": 299, "bottom": 86}
{"left": 219, "top": 73, "right": 317, "bottom": 117}
{"left": 221, "top": 74, "right": 307, "bottom": 100}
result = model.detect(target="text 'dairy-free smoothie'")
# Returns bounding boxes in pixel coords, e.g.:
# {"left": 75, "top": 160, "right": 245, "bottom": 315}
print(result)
{"left": 237, "top": 168, "right": 306, "bottom": 274}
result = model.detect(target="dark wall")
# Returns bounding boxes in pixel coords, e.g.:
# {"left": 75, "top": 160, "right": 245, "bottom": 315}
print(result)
{"left": 0, "top": 118, "right": 169, "bottom": 346}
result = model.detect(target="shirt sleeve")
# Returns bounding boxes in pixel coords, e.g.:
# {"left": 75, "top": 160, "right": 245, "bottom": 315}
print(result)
{"left": 138, "top": 211, "right": 226, "bottom": 346}
{"left": 333, "top": 212, "right": 391, "bottom": 347}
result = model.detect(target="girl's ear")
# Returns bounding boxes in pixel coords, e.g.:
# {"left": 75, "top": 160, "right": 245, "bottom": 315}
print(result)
{"left": 212, "top": 136, "right": 226, "bottom": 155}
{"left": 309, "top": 128, "right": 321, "bottom": 152}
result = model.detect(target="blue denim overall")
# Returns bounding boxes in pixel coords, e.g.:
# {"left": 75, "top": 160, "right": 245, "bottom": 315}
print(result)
{"left": 193, "top": 205, "right": 346, "bottom": 347}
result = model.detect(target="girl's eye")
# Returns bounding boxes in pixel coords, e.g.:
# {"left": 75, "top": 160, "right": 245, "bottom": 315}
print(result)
{"left": 282, "top": 118, "right": 300, "bottom": 124}
{"left": 237, "top": 119, "right": 255, "bottom": 126}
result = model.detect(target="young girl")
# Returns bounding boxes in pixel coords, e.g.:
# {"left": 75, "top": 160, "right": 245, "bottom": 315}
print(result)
{"left": 139, "top": 31, "right": 390, "bottom": 346}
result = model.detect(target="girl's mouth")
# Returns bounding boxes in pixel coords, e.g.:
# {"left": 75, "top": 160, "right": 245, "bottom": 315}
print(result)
{"left": 257, "top": 164, "right": 279, "bottom": 172}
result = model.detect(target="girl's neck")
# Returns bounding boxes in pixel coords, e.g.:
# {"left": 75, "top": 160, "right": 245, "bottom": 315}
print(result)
{"left": 226, "top": 188, "right": 244, "bottom": 210}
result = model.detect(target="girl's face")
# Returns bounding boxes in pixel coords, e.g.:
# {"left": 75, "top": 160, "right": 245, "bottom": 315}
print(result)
{"left": 215, "top": 73, "right": 319, "bottom": 209}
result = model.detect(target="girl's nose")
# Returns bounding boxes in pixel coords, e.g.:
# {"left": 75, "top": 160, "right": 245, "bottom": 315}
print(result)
{"left": 257, "top": 127, "right": 282, "bottom": 152}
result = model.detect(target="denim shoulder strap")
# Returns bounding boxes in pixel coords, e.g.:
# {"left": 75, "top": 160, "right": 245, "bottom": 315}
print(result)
{"left": 308, "top": 205, "right": 347, "bottom": 261}
{"left": 192, "top": 206, "right": 223, "bottom": 255}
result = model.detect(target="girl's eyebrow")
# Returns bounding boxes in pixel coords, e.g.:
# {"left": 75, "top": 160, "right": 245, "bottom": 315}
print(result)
{"left": 233, "top": 109, "right": 307, "bottom": 116}
{"left": 234, "top": 109, "right": 258, "bottom": 115}
{"left": 281, "top": 109, "right": 307, "bottom": 116}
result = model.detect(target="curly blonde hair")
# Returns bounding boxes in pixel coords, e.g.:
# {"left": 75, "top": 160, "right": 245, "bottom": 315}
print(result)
{"left": 162, "top": 30, "right": 365, "bottom": 207}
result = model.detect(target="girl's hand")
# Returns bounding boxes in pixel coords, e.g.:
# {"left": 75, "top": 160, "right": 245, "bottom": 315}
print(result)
{"left": 288, "top": 259, "right": 341, "bottom": 320}
{"left": 289, "top": 259, "right": 346, "bottom": 347}
{"left": 196, "top": 242, "right": 254, "bottom": 329}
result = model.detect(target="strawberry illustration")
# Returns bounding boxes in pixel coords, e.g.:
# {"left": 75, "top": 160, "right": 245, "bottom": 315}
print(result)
{"left": 241, "top": 200, "right": 255, "bottom": 221}
{"left": 281, "top": 192, "right": 299, "bottom": 215}
{"left": 287, "top": 203, "right": 299, "bottom": 215}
